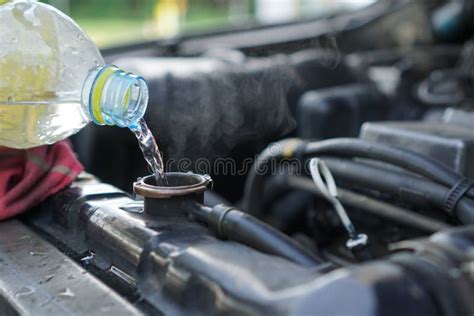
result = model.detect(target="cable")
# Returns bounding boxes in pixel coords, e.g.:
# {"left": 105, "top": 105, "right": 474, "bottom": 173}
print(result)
{"left": 303, "top": 139, "right": 474, "bottom": 201}
{"left": 243, "top": 138, "right": 474, "bottom": 224}
{"left": 286, "top": 175, "right": 450, "bottom": 233}
{"left": 243, "top": 138, "right": 305, "bottom": 216}
{"left": 192, "top": 204, "right": 322, "bottom": 267}
{"left": 308, "top": 158, "right": 370, "bottom": 260}
{"left": 321, "top": 158, "right": 474, "bottom": 224}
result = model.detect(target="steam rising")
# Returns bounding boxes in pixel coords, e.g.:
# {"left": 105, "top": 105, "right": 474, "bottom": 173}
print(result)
{"left": 115, "top": 47, "right": 344, "bottom": 166}
{"left": 116, "top": 53, "right": 297, "bottom": 163}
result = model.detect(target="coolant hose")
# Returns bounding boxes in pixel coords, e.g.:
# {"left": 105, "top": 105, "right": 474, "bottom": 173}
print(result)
{"left": 286, "top": 175, "right": 450, "bottom": 232}
{"left": 193, "top": 204, "right": 322, "bottom": 267}
{"left": 303, "top": 138, "right": 474, "bottom": 200}
{"left": 243, "top": 138, "right": 306, "bottom": 216}
{"left": 322, "top": 158, "right": 474, "bottom": 224}
{"left": 243, "top": 138, "right": 474, "bottom": 222}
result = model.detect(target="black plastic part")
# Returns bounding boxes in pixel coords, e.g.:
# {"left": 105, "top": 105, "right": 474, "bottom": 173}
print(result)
{"left": 146, "top": 193, "right": 202, "bottom": 218}
{"left": 23, "top": 175, "right": 474, "bottom": 316}
{"left": 297, "top": 84, "right": 389, "bottom": 139}
{"left": 361, "top": 121, "right": 474, "bottom": 178}
{"left": 27, "top": 176, "right": 328, "bottom": 315}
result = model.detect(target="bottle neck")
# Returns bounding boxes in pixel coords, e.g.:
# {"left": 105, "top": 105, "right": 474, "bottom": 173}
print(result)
{"left": 82, "top": 65, "right": 149, "bottom": 128}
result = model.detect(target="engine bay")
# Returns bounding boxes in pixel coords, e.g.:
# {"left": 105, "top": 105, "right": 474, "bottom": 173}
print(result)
{"left": 2, "top": 1, "right": 474, "bottom": 315}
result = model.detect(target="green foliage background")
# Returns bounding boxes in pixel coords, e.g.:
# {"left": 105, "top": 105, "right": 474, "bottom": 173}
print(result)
{"left": 35, "top": 0, "right": 252, "bottom": 47}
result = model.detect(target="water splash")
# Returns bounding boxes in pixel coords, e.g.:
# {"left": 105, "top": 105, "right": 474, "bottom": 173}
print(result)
{"left": 29, "top": 251, "right": 48, "bottom": 257}
{"left": 15, "top": 286, "right": 35, "bottom": 297}
{"left": 39, "top": 274, "right": 55, "bottom": 284}
{"left": 57, "top": 287, "right": 75, "bottom": 298}
{"left": 130, "top": 118, "right": 165, "bottom": 183}
{"left": 37, "top": 260, "right": 47, "bottom": 268}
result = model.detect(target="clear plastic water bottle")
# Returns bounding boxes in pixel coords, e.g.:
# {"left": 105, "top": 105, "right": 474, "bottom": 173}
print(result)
{"left": 0, "top": 1, "right": 149, "bottom": 149}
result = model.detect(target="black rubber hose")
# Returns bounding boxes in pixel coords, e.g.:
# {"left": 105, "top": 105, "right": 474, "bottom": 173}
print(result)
{"left": 285, "top": 175, "right": 450, "bottom": 233}
{"left": 243, "top": 138, "right": 305, "bottom": 216}
{"left": 193, "top": 204, "right": 322, "bottom": 267}
{"left": 304, "top": 138, "right": 474, "bottom": 199}
{"left": 322, "top": 158, "right": 474, "bottom": 224}
{"left": 243, "top": 138, "right": 474, "bottom": 218}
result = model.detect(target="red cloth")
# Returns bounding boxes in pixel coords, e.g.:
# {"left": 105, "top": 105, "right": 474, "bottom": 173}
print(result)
{"left": 0, "top": 141, "right": 83, "bottom": 220}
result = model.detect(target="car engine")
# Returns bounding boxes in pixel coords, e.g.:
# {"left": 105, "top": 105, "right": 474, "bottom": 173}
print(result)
{"left": 1, "top": 1, "right": 474, "bottom": 315}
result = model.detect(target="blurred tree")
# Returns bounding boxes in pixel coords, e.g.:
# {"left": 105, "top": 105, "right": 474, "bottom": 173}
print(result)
{"left": 153, "top": 0, "right": 188, "bottom": 38}
{"left": 48, "top": 0, "right": 70, "bottom": 14}
{"left": 128, "top": 0, "right": 140, "bottom": 14}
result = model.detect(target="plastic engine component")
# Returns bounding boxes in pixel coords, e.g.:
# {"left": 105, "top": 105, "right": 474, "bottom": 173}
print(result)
{"left": 297, "top": 84, "right": 389, "bottom": 139}
{"left": 22, "top": 174, "right": 474, "bottom": 316}
{"left": 361, "top": 121, "right": 474, "bottom": 178}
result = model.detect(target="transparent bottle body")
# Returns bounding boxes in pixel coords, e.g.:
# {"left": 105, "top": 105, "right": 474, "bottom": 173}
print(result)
{"left": 0, "top": 1, "right": 104, "bottom": 148}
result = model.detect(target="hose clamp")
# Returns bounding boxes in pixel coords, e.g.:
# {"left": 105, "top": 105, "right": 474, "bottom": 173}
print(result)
{"left": 444, "top": 178, "right": 474, "bottom": 215}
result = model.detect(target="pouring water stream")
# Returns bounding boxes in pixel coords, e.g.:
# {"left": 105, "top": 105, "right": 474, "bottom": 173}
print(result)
{"left": 130, "top": 118, "right": 165, "bottom": 184}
